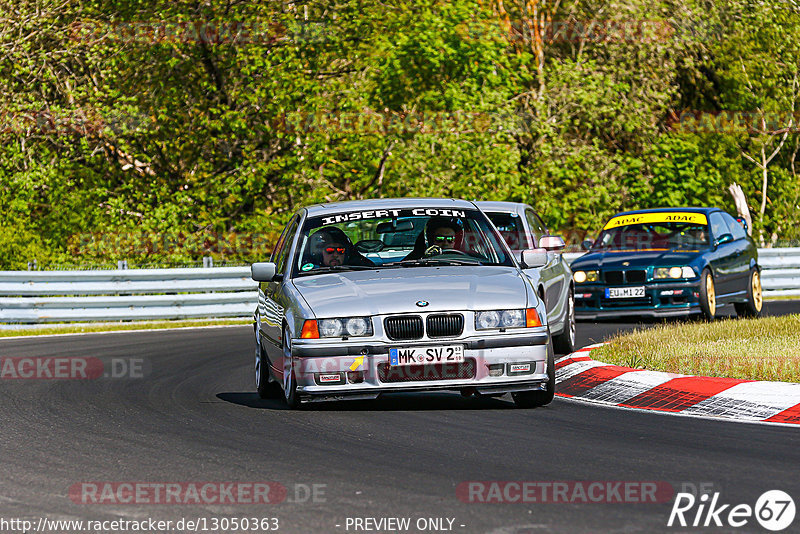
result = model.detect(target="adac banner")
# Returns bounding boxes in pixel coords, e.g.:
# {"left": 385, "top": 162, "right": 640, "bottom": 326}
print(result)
{"left": 603, "top": 212, "right": 708, "bottom": 230}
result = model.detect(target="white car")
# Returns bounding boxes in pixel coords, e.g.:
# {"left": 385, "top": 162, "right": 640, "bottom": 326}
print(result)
{"left": 477, "top": 201, "right": 576, "bottom": 354}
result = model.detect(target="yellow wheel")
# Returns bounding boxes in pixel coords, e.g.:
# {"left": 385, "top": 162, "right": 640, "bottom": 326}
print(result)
{"left": 699, "top": 269, "right": 716, "bottom": 319}
{"left": 735, "top": 268, "right": 763, "bottom": 317}
{"left": 753, "top": 270, "right": 763, "bottom": 312}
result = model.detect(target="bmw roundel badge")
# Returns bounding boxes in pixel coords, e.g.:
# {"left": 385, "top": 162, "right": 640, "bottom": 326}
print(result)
{"left": 416, "top": 300, "right": 429, "bottom": 307}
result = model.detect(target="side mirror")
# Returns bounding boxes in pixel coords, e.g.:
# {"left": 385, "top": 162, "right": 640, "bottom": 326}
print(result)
{"left": 521, "top": 249, "right": 547, "bottom": 268}
{"left": 714, "top": 234, "right": 734, "bottom": 247}
{"left": 582, "top": 239, "right": 594, "bottom": 251}
{"left": 736, "top": 217, "right": 749, "bottom": 232}
{"left": 539, "top": 235, "right": 565, "bottom": 251}
{"left": 251, "top": 262, "right": 278, "bottom": 282}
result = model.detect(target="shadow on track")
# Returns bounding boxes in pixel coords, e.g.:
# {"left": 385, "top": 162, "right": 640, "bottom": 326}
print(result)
{"left": 216, "top": 391, "right": 526, "bottom": 412}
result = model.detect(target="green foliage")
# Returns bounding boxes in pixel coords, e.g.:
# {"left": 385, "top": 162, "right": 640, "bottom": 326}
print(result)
{"left": 646, "top": 134, "right": 728, "bottom": 209}
{"left": 1, "top": 0, "right": 799, "bottom": 266}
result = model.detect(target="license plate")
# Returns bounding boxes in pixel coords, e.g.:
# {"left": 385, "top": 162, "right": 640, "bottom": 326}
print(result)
{"left": 389, "top": 345, "right": 464, "bottom": 366}
{"left": 606, "top": 286, "right": 646, "bottom": 299}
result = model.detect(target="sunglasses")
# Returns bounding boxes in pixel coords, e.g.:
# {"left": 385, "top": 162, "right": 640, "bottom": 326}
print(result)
{"left": 324, "top": 247, "right": 346, "bottom": 254}
{"left": 433, "top": 235, "right": 455, "bottom": 243}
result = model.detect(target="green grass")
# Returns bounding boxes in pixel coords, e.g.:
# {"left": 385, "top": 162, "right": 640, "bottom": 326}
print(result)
{"left": 591, "top": 314, "right": 800, "bottom": 382}
{"left": 0, "top": 318, "right": 251, "bottom": 338}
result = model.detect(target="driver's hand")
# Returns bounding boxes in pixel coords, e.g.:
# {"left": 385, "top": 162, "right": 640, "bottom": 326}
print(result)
{"left": 424, "top": 245, "right": 442, "bottom": 257}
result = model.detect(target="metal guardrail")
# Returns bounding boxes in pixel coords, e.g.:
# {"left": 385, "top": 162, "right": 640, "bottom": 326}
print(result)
{"left": 1, "top": 248, "right": 797, "bottom": 323}
{"left": 564, "top": 247, "right": 800, "bottom": 298}
{"left": 757, "top": 248, "right": 800, "bottom": 297}
{"left": 0, "top": 267, "right": 255, "bottom": 323}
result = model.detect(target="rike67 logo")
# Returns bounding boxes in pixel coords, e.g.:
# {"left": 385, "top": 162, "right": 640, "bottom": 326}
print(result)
{"left": 668, "top": 490, "right": 796, "bottom": 531}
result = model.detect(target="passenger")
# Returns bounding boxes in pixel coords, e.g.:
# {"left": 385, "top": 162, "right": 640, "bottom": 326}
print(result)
{"left": 307, "top": 227, "right": 375, "bottom": 268}
{"left": 321, "top": 239, "right": 347, "bottom": 267}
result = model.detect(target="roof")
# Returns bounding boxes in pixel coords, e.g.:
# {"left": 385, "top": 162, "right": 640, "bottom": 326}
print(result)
{"left": 474, "top": 201, "right": 530, "bottom": 214}
{"left": 304, "top": 198, "right": 477, "bottom": 217}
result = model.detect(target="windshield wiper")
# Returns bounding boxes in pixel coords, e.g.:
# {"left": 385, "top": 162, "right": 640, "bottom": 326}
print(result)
{"left": 297, "top": 265, "right": 376, "bottom": 275}
{"left": 397, "top": 258, "right": 483, "bottom": 267}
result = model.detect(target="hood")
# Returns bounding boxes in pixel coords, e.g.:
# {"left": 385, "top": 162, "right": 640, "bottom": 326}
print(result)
{"left": 572, "top": 249, "right": 702, "bottom": 270}
{"left": 292, "top": 266, "right": 529, "bottom": 318}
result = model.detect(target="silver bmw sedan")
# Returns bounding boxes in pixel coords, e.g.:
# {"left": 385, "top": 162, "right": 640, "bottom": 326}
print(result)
{"left": 251, "top": 198, "right": 556, "bottom": 409}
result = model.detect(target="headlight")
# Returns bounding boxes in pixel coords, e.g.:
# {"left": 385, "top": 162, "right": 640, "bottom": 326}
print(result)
{"left": 315, "top": 317, "right": 373, "bottom": 338}
{"left": 501, "top": 309, "right": 524, "bottom": 327}
{"left": 345, "top": 317, "right": 370, "bottom": 336}
{"left": 573, "top": 270, "right": 599, "bottom": 283}
{"left": 476, "top": 309, "right": 537, "bottom": 330}
{"left": 476, "top": 310, "right": 501, "bottom": 329}
{"left": 654, "top": 266, "right": 696, "bottom": 279}
{"left": 318, "top": 319, "right": 343, "bottom": 337}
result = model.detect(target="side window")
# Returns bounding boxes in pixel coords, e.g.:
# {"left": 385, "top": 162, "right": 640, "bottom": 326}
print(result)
{"left": 525, "top": 209, "right": 546, "bottom": 246}
{"left": 535, "top": 214, "right": 549, "bottom": 235}
{"left": 486, "top": 212, "right": 527, "bottom": 250}
{"left": 269, "top": 229, "right": 287, "bottom": 264}
{"left": 272, "top": 215, "right": 299, "bottom": 275}
{"left": 722, "top": 212, "right": 747, "bottom": 241}
{"left": 709, "top": 212, "right": 729, "bottom": 241}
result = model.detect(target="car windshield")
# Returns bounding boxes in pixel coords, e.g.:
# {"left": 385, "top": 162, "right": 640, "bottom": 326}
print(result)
{"left": 592, "top": 222, "right": 710, "bottom": 251}
{"left": 292, "top": 207, "right": 515, "bottom": 276}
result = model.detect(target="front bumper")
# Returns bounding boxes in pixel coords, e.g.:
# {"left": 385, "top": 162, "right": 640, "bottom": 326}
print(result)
{"left": 290, "top": 329, "right": 550, "bottom": 401}
{"left": 573, "top": 280, "right": 702, "bottom": 320}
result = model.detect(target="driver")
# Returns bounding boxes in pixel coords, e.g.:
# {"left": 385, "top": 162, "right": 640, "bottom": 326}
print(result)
{"left": 428, "top": 221, "right": 458, "bottom": 251}
{"left": 687, "top": 226, "right": 709, "bottom": 245}
{"left": 404, "top": 217, "right": 463, "bottom": 260}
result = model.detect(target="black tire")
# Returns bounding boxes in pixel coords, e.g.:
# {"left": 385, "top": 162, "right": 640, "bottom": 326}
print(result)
{"left": 282, "top": 328, "right": 302, "bottom": 409}
{"left": 699, "top": 268, "right": 716, "bottom": 320}
{"left": 552, "top": 286, "right": 576, "bottom": 354}
{"left": 255, "top": 345, "right": 282, "bottom": 399}
{"left": 512, "top": 336, "right": 556, "bottom": 408}
{"left": 734, "top": 268, "right": 763, "bottom": 318}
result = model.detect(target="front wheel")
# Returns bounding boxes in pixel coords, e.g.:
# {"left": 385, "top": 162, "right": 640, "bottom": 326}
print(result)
{"left": 255, "top": 345, "right": 282, "bottom": 399}
{"left": 512, "top": 336, "right": 556, "bottom": 408}
{"left": 282, "top": 329, "right": 302, "bottom": 409}
{"left": 734, "top": 268, "right": 763, "bottom": 318}
{"left": 552, "top": 287, "right": 576, "bottom": 354}
{"left": 699, "top": 268, "right": 716, "bottom": 320}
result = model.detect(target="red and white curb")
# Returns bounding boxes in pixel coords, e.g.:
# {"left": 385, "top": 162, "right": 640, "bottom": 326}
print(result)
{"left": 555, "top": 344, "right": 800, "bottom": 425}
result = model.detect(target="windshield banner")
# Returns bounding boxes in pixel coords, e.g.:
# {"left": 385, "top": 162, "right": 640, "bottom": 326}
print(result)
{"left": 320, "top": 208, "right": 467, "bottom": 225}
{"left": 603, "top": 212, "right": 708, "bottom": 230}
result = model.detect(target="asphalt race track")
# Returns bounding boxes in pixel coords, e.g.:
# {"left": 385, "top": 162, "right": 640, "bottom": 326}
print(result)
{"left": 1, "top": 301, "right": 799, "bottom": 534}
